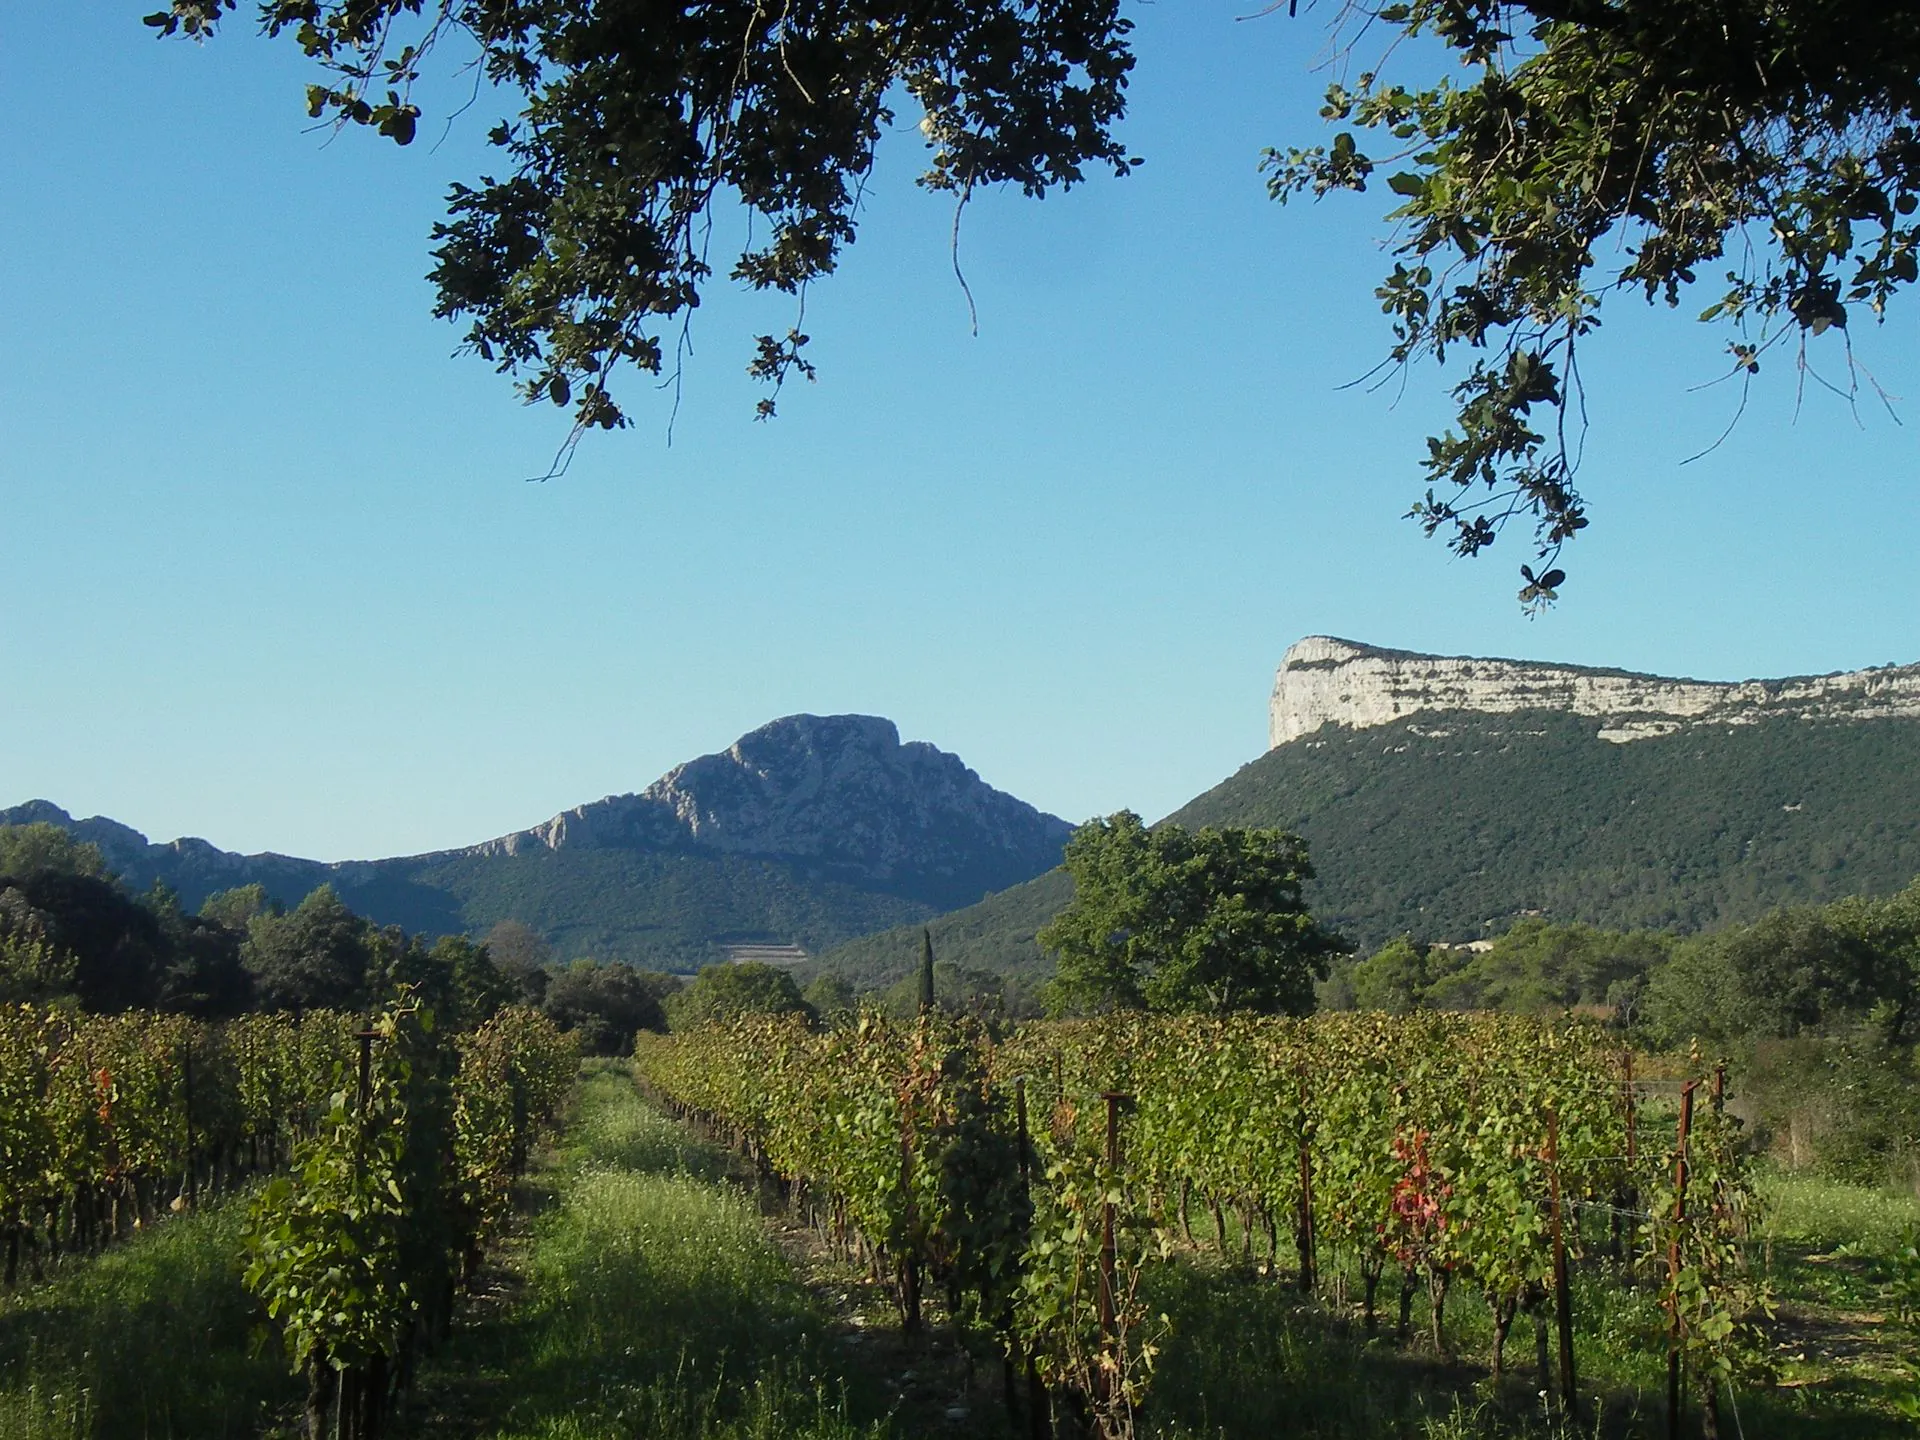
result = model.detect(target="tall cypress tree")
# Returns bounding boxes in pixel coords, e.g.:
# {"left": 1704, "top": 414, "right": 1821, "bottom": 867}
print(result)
{"left": 918, "top": 928, "right": 936, "bottom": 1015}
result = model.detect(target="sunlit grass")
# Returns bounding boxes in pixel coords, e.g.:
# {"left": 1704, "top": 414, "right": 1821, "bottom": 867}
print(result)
{"left": 1756, "top": 1168, "right": 1920, "bottom": 1252}
{"left": 414, "top": 1065, "right": 891, "bottom": 1440}
{"left": 0, "top": 1194, "right": 297, "bottom": 1440}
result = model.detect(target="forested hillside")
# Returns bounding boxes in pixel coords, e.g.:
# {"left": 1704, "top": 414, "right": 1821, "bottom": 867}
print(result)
{"left": 818, "top": 711, "right": 1920, "bottom": 982}
{"left": 0, "top": 802, "right": 938, "bottom": 972}
{"left": 411, "top": 847, "right": 932, "bottom": 970}
{"left": 1178, "top": 710, "right": 1920, "bottom": 946}
{"left": 3, "top": 714, "right": 1068, "bottom": 971}
{"left": 811, "top": 868, "right": 1071, "bottom": 986}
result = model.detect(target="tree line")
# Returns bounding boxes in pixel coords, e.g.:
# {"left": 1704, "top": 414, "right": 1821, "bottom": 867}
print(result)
{"left": 1328, "top": 884, "right": 1920, "bottom": 1189}
{"left": 0, "top": 819, "right": 951, "bottom": 1051}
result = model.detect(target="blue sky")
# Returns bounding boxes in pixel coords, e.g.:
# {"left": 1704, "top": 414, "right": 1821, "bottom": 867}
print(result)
{"left": 4, "top": 5, "right": 1916, "bottom": 862}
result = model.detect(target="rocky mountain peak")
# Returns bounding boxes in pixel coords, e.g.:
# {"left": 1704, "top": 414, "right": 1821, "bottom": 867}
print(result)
{"left": 1269, "top": 636, "right": 1920, "bottom": 748}
{"left": 475, "top": 714, "right": 1073, "bottom": 909}
{"left": 0, "top": 801, "right": 168, "bottom": 874}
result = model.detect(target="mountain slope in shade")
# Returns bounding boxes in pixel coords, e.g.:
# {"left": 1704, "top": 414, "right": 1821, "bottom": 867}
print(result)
{"left": 810, "top": 868, "right": 1072, "bottom": 988}
{"left": 2, "top": 715, "right": 1072, "bottom": 970}
{"left": 474, "top": 713, "right": 1074, "bottom": 911}
{"left": 818, "top": 661, "right": 1920, "bottom": 982}
{"left": 1171, "top": 708, "right": 1920, "bottom": 949}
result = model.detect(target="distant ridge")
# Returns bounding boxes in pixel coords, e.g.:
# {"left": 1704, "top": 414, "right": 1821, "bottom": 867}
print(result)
{"left": 465, "top": 713, "right": 1072, "bottom": 908}
{"left": 819, "top": 639, "right": 1920, "bottom": 980}
{"left": 3, "top": 715, "right": 1072, "bottom": 970}
{"left": 1270, "top": 636, "right": 1920, "bottom": 747}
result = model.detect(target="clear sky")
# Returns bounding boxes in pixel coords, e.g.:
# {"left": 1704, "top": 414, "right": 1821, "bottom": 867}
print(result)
{"left": 4, "top": 5, "right": 1916, "bottom": 862}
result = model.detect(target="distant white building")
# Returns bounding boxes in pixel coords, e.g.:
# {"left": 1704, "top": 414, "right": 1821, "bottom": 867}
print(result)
{"left": 724, "top": 943, "right": 809, "bottom": 967}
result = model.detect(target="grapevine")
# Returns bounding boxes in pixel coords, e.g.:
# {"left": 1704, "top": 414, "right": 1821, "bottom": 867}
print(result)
{"left": 0, "top": 995, "right": 577, "bottom": 1440}
{"left": 639, "top": 1008, "right": 1770, "bottom": 1436}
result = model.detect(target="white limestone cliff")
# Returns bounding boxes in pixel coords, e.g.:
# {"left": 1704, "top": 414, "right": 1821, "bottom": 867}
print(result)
{"left": 1269, "top": 636, "right": 1920, "bottom": 749}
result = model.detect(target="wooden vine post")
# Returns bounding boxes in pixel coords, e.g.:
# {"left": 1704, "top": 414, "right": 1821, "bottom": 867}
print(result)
{"left": 353, "top": 1027, "right": 378, "bottom": 1175}
{"left": 1666, "top": 1080, "right": 1699, "bottom": 1440}
{"left": 355, "top": 1030, "right": 376, "bottom": 1117}
{"left": 900, "top": 1124, "right": 922, "bottom": 1335}
{"left": 1015, "top": 1078, "right": 1051, "bottom": 1440}
{"left": 181, "top": 1039, "right": 197, "bottom": 1209}
{"left": 1296, "top": 1072, "right": 1316, "bottom": 1294}
{"left": 1616, "top": 1049, "right": 1637, "bottom": 1266}
{"left": 1545, "top": 1105, "right": 1576, "bottom": 1413}
{"left": 1705, "top": 1063, "right": 1728, "bottom": 1440}
{"left": 1098, "top": 1091, "right": 1123, "bottom": 1366}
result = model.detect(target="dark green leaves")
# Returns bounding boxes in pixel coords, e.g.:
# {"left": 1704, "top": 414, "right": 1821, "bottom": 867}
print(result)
{"left": 1279, "top": 0, "right": 1920, "bottom": 600}
{"left": 149, "top": 0, "right": 1136, "bottom": 457}
{"left": 1039, "top": 811, "right": 1339, "bottom": 1018}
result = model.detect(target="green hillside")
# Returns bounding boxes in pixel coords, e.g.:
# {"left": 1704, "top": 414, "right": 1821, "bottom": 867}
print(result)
{"left": 1177, "top": 710, "right": 1920, "bottom": 946}
{"left": 409, "top": 848, "right": 935, "bottom": 972}
{"left": 810, "top": 868, "right": 1072, "bottom": 987}
{"left": 817, "top": 711, "right": 1920, "bottom": 982}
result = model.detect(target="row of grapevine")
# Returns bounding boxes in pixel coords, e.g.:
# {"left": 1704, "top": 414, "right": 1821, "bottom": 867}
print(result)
{"left": 637, "top": 1012, "right": 1170, "bottom": 1440}
{"left": 0, "top": 996, "right": 577, "bottom": 1440}
{"left": 635, "top": 1014, "right": 1030, "bottom": 1338}
{"left": 1003, "top": 1014, "right": 1767, "bottom": 1419}
{"left": 636, "top": 1011, "right": 1765, "bottom": 1440}
{"left": 243, "top": 998, "right": 577, "bottom": 1440}
{"left": 0, "top": 1004, "right": 359, "bottom": 1284}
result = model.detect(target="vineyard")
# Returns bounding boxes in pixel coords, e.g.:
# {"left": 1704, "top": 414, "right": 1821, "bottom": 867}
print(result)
{"left": 636, "top": 1011, "right": 1766, "bottom": 1440}
{"left": 7, "top": 998, "right": 1904, "bottom": 1440}
{"left": 0, "top": 995, "right": 576, "bottom": 1439}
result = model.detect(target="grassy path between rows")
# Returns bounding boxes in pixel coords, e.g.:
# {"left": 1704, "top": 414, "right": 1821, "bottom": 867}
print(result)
{"left": 400, "top": 1062, "right": 929, "bottom": 1440}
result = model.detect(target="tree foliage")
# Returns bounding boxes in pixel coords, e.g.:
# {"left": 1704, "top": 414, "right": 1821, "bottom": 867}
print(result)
{"left": 200, "top": 883, "right": 274, "bottom": 933}
{"left": 540, "top": 957, "right": 676, "bottom": 1052}
{"left": 0, "top": 823, "right": 109, "bottom": 882}
{"left": 1266, "top": 0, "right": 1920, "bottom": 601}
{"left": 1333, "top": 919, "right": 1675, "bottom": 1018}
{"left": 0, "top": 869, "right": 176, "bottom": 1013}
{"left": 664, "top": 960, "right": 812, "bottom": 1030}
{"left": 802, "top": 971, "right": 857, "bottom": 1020}
{"left": 1643, "top": 878, "right": 1920, "bottom": 1046}
{"left": 149, "top": 0, "right": 1136, "bottom": 450}
{"left": 144, "top": 1, "right": 1920, "bottom": 588}
{"left": 1039, "top": 811, "right": 1338, "bottom": 1017}
{"left": 243, "top": 884, "right": 373, "bottom": 1012}
{"left": 878, "top": 958, "right": 1035, "bottom": 1022}
{"left": 1341, "top": 934, "right": 1436, "bottom": 1014}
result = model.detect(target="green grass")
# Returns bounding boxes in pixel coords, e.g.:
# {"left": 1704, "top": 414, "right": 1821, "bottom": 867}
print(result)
{"left": 1753, "top": 1166, "right": 1920, "bottom": 1317}
{"left": 1757, "top": 1169, "right": 1920, "bottom": 1253}
{"left": 0, "top": 1194, "right": 299, "bottom": 1440}
{"left": 407, "top": 1065, "right": 895, "bottom": 1440}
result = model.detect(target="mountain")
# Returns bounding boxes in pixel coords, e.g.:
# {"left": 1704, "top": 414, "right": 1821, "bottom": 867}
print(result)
{"left": 3, "top": 715, "right": 1073, "bottom": 971}
{"left": 1268, "top": 634, "right": 1920, "bottom": 747}
{"left": 1173, "top": 707, "right": 1920, "bottom": 949}
{"left": 815, "top": 639, "right": 1920, "bottom": 981}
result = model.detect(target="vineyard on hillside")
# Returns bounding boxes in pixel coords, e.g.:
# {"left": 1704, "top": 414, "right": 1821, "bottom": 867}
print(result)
{"left": 637, "top": 1012, "right": 1764, "bottom": 1440}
